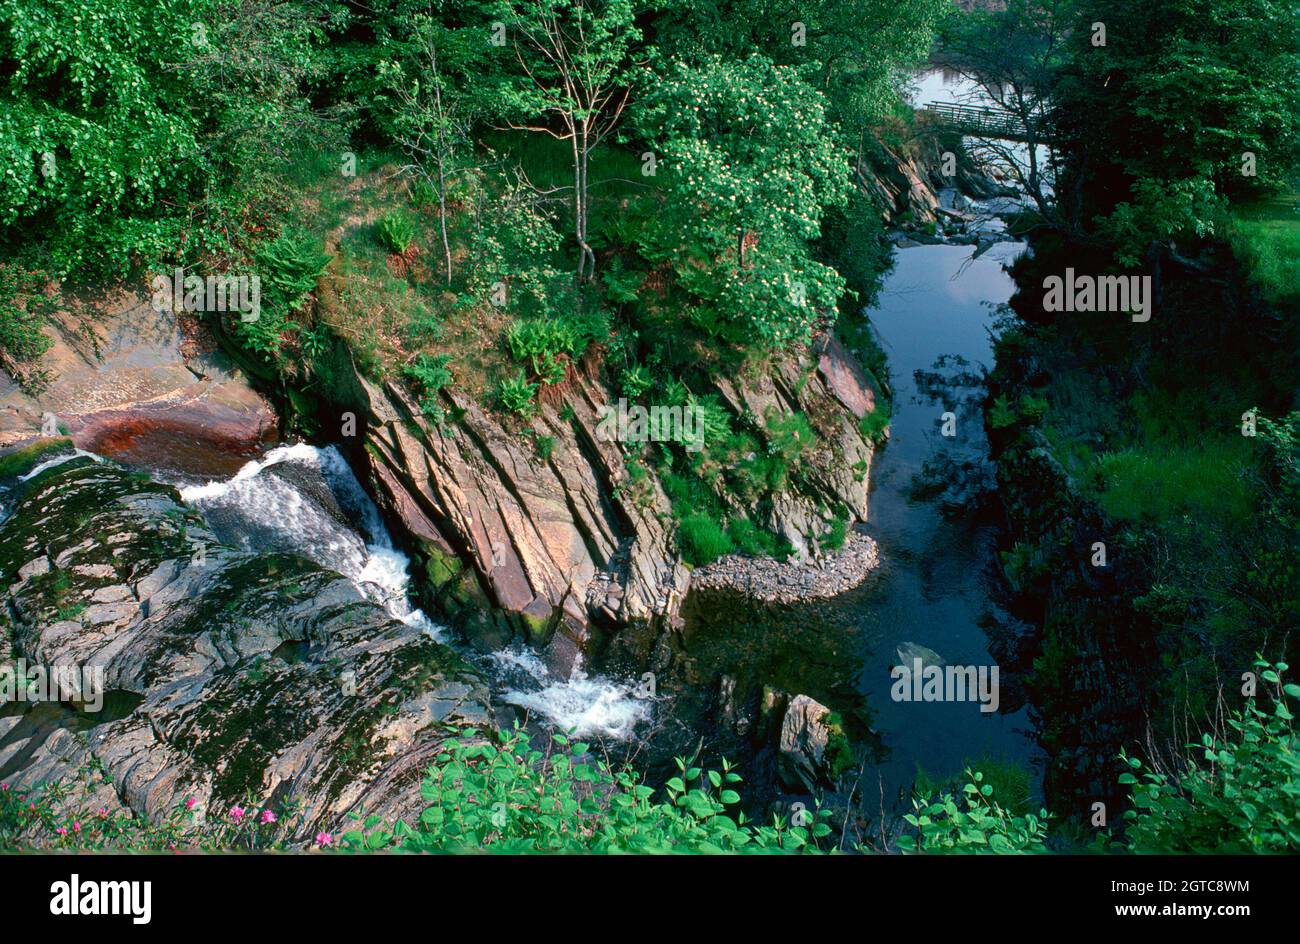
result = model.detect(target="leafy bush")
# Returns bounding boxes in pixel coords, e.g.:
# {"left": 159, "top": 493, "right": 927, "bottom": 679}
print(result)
{"left": 620, "top": 364, "right": 654, "bottom": 400}
{"left": 505, "top": 311, "right": 609, "bottom": 385}
{"left": 232, "top": 228, "right": 332, "bottom": 362}
{"left": 897, "top": 769, "right": 1051, "bottom": 854}
{"left": 341, "top": 727, "right": 831, "bottom": 853}
{"left": 0, "top": 265, "right": 57, "bottom": 389}
{"left": 377, "top": 210, "right": 417, "bottom": 255}
{"left": 1120, "top": 661, "right": 1299, "bottom": 853}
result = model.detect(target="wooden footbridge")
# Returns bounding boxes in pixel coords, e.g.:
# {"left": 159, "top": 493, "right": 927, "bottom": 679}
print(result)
{"left": 921, "top": 102, "right": 1057, "bottom": 144}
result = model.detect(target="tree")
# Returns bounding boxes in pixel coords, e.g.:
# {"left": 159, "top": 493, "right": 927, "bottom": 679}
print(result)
{"left": 379, "top": 14, "right": 473, "bottom": 283}
{"left": 633, "top": 55, "right": 850, "bottom": 348}
{"left": 1057, "top": 0, "right": 1299, "bottom": 224}
{"left": 647, "top": 0, "right": 948, "bottom": 135}
{"left": 0, "top": 0, "right": 205, "bottom": 275}
{"left": 491, "top": 0, "right": 641, "bottom": 282}
{"left": 937, "top": 0, "right": 1072, "bottom": 225}
{"left": 637, "top": 55, "right": 850, "bottom": 270}
{"left": 0, "top": 0, "right": 334, "bottom": 277}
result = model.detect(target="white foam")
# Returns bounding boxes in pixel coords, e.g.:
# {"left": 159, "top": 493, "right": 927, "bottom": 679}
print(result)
{"left": 180, "top": 443, "right": 447, "bottom": 641}
{"left": 179, "top": 442, "right": 322, "bottom": 502}
{"left": 491, "top": 647, "right": 651, "bottom": 739}
{"left": 18, "top": 448, "right": 103, "bottom": 481}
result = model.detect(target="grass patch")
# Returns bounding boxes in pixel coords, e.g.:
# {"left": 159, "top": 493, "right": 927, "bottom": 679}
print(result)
{"left": 1230, "top": 189, "right": 1300, "bottom": 306}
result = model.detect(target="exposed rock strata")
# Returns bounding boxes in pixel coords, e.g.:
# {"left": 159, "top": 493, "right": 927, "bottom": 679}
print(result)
{"left": 337, "top": 337, "right": 883, "bottom": 668}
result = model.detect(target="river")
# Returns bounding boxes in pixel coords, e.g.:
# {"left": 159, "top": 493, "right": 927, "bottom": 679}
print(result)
{"left": 642, "top": 233, "right": 1043, "bottom": 820}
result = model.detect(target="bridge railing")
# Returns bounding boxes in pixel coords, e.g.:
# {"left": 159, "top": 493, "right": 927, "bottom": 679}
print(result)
{"left": 921, "top": 102, "right": 1053, "bottom": 143}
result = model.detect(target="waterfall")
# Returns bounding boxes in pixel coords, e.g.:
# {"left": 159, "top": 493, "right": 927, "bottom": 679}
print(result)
{"left": 178, "top": 443, "right": 652, "bottom": 739}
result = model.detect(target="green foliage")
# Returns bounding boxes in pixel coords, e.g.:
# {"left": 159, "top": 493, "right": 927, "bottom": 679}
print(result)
{"left": 0, "top": 0, "right": 334, "bottom": 277}
{"left": 377, "top": 210, "right": 417, "bottom": 256}
{"left": 255, "top": 227, "right": 333, "bottom": 313}
{"left": 505, "top": 311, "right": 609, "bottom": 385}
{"left": 342, "top": 727, "right": 829, "bottom": 853}
{"left": 1230, "top": 192, "right": 1300, "bottom": 306}
{"left": 620, "top": 364, "right": 654, "bottom": 400}
{"left": 1059, "top": 0, "right": 1298, "bottom": 236}
{"left": 647, "top": 0, "right": 947, "bottom": 137}
{"left": 0, "top": 264, "right": 57, "bottom": 389}
{"left": 1121, "top": 661, "right": 1299, "bottom": 853}
{"left": 403, "top": 353, "right": 453, "bottom": 419}
{"left": 632, "top": 53, "right": 851, "bottom": 349}
{"left": 498, "top": 368, "right": 539, "bottom": 418}
{"left": 462, "top": 170, "right": 566, "bottom": 299}
{"left": 821, "top": 516, "right": 848, "bottom": 551}
{"left": 1098, "top": 178, "right": 1225, "bottom": 267}
{"left": 1, "top": 771, "right": 305, "bottom": 852}
{"left": 1091, "top": 439, "right": 1254, "bottom": 527}
{"left": 898, "top": 769, "right": 1050, "bottom": 854}
{"left": 233, "top": 227, "right": 332, "bottom": 363}
{"left": 532, "top": 433, "right": 556, "bottom": 462}
{"left": 678, "top": 512, "right": 734, "bottom": 566}
{"left": 766, "top": 411, "right": 817, "bottom": 463}
{"left": 726, "top": 516, "right": 789, "bottom": 558}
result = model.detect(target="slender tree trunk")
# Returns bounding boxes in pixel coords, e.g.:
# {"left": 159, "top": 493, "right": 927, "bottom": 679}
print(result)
{"left": 575, "top": 121, "right": 595, "bottom": 282}
{"left": 437, "top": 160, "right": 452, "bottom": 285}
{"left": 571, "top": 131, "right": 585, "bottom": 281}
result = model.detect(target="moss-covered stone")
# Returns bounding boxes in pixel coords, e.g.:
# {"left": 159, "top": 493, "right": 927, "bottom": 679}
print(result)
{"left": 0, "top": 437, "right": 74, "bottom": 481}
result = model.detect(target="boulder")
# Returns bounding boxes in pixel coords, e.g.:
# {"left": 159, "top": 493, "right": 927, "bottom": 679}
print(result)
{"left": 0, "top": 286, "right": 275, "bottom": 473}
{"left": 777, "top": 694, "right": 835, "bottom": 791}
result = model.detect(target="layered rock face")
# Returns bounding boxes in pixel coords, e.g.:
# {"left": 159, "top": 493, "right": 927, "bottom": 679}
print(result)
{"left": 0, "top": 457, "right": 491, "bottom": 840}
{"left": 0, "top": 287, "right": 275, "bottom": 472}
{"left": 357, "top": 365, "right": 690, "bottom": 672}
{"left": 340, "top": 336, "right": 882, "bottom": 672}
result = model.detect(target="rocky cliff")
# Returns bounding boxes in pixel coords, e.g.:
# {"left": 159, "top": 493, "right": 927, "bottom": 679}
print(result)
{"left": 325, "top": 333, "right": 884, "bottom": 675}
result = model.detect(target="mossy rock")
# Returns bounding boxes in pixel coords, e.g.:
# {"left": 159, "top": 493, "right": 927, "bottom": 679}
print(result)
{"left": 0, "top": 437, "right": 74, "bottom": 482}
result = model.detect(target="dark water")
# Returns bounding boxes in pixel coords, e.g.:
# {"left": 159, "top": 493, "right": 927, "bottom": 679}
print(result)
{"left": 669, "top": 240, "right": 1042, "bottom": 812}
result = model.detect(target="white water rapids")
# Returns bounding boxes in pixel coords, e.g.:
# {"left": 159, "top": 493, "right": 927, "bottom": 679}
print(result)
{"left": 177, "top": 443, "right": 650, "bottom": 738}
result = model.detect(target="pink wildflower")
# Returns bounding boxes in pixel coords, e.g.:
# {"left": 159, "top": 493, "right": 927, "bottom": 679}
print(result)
{"left": 259, "top": 810, "right": 277, "bottom": 825}
{"left": 229, "top": 804, "right": 246, "bottom": 824}
{"left": 314, "top": 832, "right": 333, "bottom": 847}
